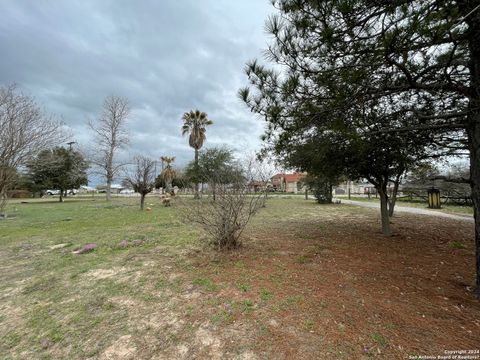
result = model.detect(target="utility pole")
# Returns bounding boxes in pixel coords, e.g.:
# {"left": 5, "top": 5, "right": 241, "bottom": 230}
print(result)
{"left": 65, "top": 142, "right": 77, "bottom": 198}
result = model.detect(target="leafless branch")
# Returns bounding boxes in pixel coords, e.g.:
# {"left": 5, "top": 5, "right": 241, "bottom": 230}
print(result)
{"left": 179, "top": 176, "right": 265, "bottom": 250}
{"left": 88, "top": 95, "right": 130, "bottom": 201}
{"left": 0, "top": 84, "right": 67, "bottom": 215}
{"left": 123, "top": 155, "right": 155, "bottom": 210}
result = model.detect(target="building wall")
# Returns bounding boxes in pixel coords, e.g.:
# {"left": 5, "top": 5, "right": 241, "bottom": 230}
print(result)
{"left": 286, "top": 182, "right": 297, "bottom": 193}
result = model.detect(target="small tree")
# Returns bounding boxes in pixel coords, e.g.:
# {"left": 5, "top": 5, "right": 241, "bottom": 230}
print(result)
{"left": 180, "top": 177, "right": 265, "bottom": 250}
{"left": 26, "top": 147, "right": 89, "bottom": 202}
{"left": 242, "top": 153, "right": 276, "bottom": 205}
{"left": 185, "top": 147, "right": 242, "bottom": 200}
{"left": 123, "top": 156, "right": 155, "bottom": 210}
{"left": 160, "top": 156, "right": 176, "bottom": 194}
{"left": 89, "top": 95, "right": 129, "bottom": 202}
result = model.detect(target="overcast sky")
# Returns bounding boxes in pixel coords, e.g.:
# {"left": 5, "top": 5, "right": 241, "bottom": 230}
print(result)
{"left": 0, "top": 0, "right": 274, "bottom": 182}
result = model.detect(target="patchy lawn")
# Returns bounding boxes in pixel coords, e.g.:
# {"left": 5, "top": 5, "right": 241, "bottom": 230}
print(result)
{"left": 0, "top": 197, "right": 478, "bottom": 359}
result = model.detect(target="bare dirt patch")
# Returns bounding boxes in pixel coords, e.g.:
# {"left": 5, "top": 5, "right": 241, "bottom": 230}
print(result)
{"left": 180, "top": 204, "right": 480, "bottom": 359}
{"left": 101, "top": 335, "right": 137, "bottom": 359}
{"left": 84, "top": 267, "right": 127, "bottom": 280}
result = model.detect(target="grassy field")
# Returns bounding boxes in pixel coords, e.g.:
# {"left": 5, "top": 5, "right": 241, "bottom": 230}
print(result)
{"left": 0, "top": 196, "right": 478, "bottom": 359}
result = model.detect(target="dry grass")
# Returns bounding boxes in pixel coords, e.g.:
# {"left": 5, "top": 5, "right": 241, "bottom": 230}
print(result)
{"left": 0, "top": 196, "right": 478, "bottom": 359}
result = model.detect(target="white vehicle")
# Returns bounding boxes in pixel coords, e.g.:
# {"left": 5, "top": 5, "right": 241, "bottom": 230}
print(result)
{"left": 45, "top": 189, "right": 60, "bottom": 196}
{"left": 119, "top": 189, "right": 135, "bottom": 195}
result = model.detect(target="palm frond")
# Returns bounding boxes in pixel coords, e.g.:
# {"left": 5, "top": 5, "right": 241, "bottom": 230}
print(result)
{"left": 181, "top": 109, "right": 212, "bottom": 149}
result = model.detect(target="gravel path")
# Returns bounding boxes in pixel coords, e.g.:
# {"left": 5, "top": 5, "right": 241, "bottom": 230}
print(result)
{"left": 335, "top": 199, "right": 474, "bottom": 222}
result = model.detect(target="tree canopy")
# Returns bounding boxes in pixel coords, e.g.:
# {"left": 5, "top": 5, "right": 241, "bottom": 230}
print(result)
{"left": 185, "top": 147, "right": 243, "bottom": 199}
{"left": 26, "top": 147, "right": 89, "bottom": 202}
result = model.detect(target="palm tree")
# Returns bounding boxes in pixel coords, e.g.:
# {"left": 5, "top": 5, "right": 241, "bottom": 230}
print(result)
{"left": 181, "top": 110, "right": 213, "bottom": 198}
{"left": 160, "top": 156, "right": 176, "bottom": 194}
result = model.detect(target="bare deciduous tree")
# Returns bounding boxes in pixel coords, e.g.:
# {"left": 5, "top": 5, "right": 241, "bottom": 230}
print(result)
{"left": 123, "top": 155, "right": 155, "bottom": 210}
{"left": 242, "top": 152, "right": 275, "bottom": 204}
{"left": 180, "top": 176, "right": 265, "bottom": 250}
{"left": 0, "top": 84, "right": 65, "bottom": 216}
{"left": 89, "top": 95, "right": 129, "bottom": 201}
{"left": 242, "top": 152, "right": 275, "bottom": 184}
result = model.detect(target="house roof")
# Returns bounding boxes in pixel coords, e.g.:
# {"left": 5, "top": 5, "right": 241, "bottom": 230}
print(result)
{"left": 271, "top": 172, "right": 305, "bottom": 183}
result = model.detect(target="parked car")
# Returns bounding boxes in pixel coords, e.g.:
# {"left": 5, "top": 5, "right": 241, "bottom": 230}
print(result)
{"left": 45, "top": 189, "right": 60, "bottom": 196}
{"left": 119, "top": 189, "right": 135, "bottom": 194}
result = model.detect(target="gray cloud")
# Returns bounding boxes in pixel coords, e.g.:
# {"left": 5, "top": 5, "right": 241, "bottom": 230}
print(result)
{"left": 0, "top": 0, "right": 273, "bottom": 183}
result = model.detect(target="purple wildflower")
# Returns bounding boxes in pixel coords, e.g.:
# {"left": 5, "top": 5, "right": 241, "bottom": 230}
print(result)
{"left": 73, "top": 243, "right": 97, "bottom": 254}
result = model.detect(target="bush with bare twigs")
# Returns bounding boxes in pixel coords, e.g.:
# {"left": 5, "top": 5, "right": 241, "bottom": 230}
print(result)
{"left": 179, "top": 178, "right": 265, "bottom": 250}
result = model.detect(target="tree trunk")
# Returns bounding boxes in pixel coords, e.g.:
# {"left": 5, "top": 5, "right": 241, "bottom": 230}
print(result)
{"left": 59, "top": 190, "right": 64, "bottom": 203}
{"left": 0, "top": 169, "right": 15, "bottom": 216}
{"left": 140, "top": 193, "right": 145, "bottom": 210}
{"left": 327, "top": 183, "right": 333, "bottom": 203}
{"left": 166, "top": 180, "right": 172, "bottom": 194}
{"left": 212, "top": 182, "right": 216, "bottom": 201}
{"left": 378, "top": 185, "right": 392, "bottom": 236}
{"left": 106, "top": 176, "right": 112, "bottom": 202}
{"left": 194, "top": 148, "right": 200, "bottom": 199}
{"left": 388, "top": 174, "right": 401, "bottom": 217}
{"left": 469, "top": 124, "right": 480, "bottom": 297}
{"left": 0, "top": 186, "right": 7, "bottom": 217}
{"left": 466, "top": 4, "right": 480, "bottom": 296}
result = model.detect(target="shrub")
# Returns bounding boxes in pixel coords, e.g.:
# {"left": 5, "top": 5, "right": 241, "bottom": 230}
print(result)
{"left": 180, "top": 180, "right": 265, "bottom": 250}
{"left": 305, "top": 175, "right": 336, "bottom": 204}
{"left": 7, "top": 189, "right": 32, "bottom": 198}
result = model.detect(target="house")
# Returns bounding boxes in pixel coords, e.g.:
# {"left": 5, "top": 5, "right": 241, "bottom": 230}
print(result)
{"left": 335, "top": 180, "right": 405, "bottom": 196}
{"left": 334, "top": 180, "right": 375, "bottom": 195}
{"left": 271, "top": 172, "right": 306, "bottom": 193}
